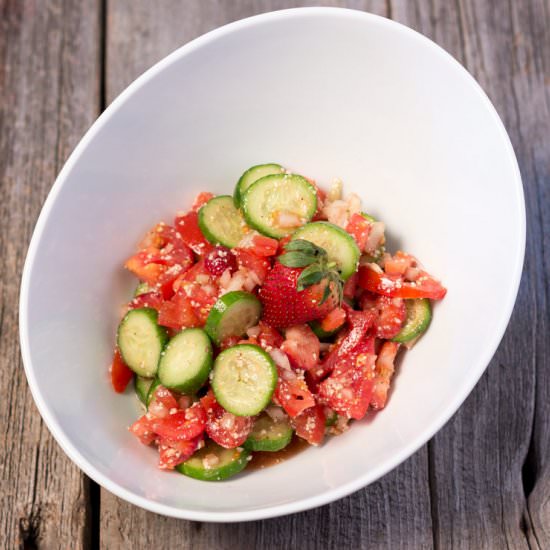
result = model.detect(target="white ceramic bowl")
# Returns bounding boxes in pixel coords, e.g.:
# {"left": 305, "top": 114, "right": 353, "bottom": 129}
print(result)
{"left": 20, "top": 8, "right": 524, "bottom": 521}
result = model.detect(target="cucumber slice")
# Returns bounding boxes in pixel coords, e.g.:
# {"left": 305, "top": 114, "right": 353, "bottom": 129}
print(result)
{"left": 117, "top": 308, "right": 168, "bottom": 377}
{"left": 158, "top": 328, "right": 213, "bottom": 393}
{"left": 146, "top": 377, "right": 161, "bottom": 406}
{"left": 177, "top": 440, "right": 250, "bottom": 481}
{"left": 205, "top": 291, "right": 262, "bottom": 346}
{"left": 291, "top": 221, "right": 360, "bottom": 281}
{"left": 134, "top": 376, "right": 154, "bottom": 405}
{"left": 134, "top": 282, "right": 151, "bottom": 296}
{"left": 234, "top": 163, "right": 285, "bottom": 207}
{"left": 243, "top": 412, "right": 293, "bottom": 452}
{"left": 242, "top": 174, "right": 317, "bottom": 238}
{"left": 198, "top": 195, "right": 246, "bottom": 248}
{"left": 392, "top": 299, "right": 432, "bottom": 343}
{"left": 212, "top": 344, "right": 277, "bottom": 417}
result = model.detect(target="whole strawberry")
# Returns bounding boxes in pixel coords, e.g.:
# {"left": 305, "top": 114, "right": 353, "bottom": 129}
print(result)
{"left": 259, "top": 240, "right": 343, "bottom": 328}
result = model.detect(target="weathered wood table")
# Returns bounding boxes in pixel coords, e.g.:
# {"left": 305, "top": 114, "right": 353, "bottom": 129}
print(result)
{"left": 2, "top": 1, "right": 549, "bottom": 548}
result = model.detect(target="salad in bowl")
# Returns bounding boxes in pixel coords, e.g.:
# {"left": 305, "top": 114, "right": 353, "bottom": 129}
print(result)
{"left": 110, "top": 163, "right": 446, "bottom": 481}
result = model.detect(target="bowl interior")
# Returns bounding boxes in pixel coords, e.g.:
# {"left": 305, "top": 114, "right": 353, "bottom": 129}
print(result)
{"left": 21, "top": 9, "right": 524, "bottom": 520}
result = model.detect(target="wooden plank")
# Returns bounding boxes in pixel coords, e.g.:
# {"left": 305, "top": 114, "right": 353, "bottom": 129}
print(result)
{"left": 391, "top": 0, "right": 549, "bottom": 548}
{"left": 0, "top": 0, "right": 101, "bottom": 548}
{"left": 101, "top": 2, "right": 435, "bottom": 549}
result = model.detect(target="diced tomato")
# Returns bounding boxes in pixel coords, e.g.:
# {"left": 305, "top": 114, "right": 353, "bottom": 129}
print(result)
{"left": 174, "top": 211, "right": 214, "bottom": 256}
{"left": 148, "top": 385, "right": 180, "bottom": 418}
{"left": 281, "top": 325, "right": 320, "bottom": 371}
{"left": 127, "top": 291, "right": 165, "bottom": 312}
{"left": 274, "top": 366, "right": 316, "bottom": 418}
{"left": 257, "top": 321, "right": 284, "bottom": 350}
{"left": 320, "top": 307, "right": 346, "bottom": 332}
{"left": 346, "top": 213, "right": 371, "bottom": 251}
{"left": 158, "top": 436, "right": 202, "bottom": 470}
{"left": 343, "top": 273, "right": 358, "bottom": 300}
{"left": 192, "top": 192, "right": 215, "bottom": 211}
{"left": 200, "top": 392, "right": 253, "bottom": 448}
{"left": 318, "top": 338, "right": 376, "bottom": 419}
{"left": 360, "top": 293, "right": 406, "bottom": 339}
{"left": 243, "top": 234, "right": 279, "bottom": 257}
{"left": 125, "top": 251, "right": 166, "bottom": 284}
{"left": 129, "top": 415, "right": 156, "bottom": 445}
{"left": 335, "top": 308, "right": 376, "bottom": 359}
{"left": 110, "top": 349, "right": 133, "bottom": 393}
{"left": 358, "top": 263, "right": 447, "bottom": 300}
{"left": 180, "top": 281, "right": 217, "bottom": 324}
{"left": 126, "top": 224, "right": 193, "bottom": 291}
{"left": 150, "top": 402, "right": 206, "bottom": 441}
{"left": 158, "top": 288, "right": 199, "bottom": 329}
{"left": 175, "top": 259, "right": 211, "bottom": 288}
{"left": 370, "top": 341, "right": 400, "bottom": 410}
{"left": 384, "top": 251, "right": 416, "bottom": 276}
{"left": 292, "top": 404, "right": 326, "bottom": 445}
{"left": 315, "top": 309, "right": 376, "bottom": 381}
{"left": 232, "top": 248, "right": 271, "bottom": 283}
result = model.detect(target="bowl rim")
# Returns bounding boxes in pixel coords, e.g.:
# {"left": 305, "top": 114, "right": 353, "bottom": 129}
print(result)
{"left": 19, "top": 6, "right": 525, "bottom": 522}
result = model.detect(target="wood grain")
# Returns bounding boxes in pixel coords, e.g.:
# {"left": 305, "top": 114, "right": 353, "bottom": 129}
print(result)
{"left": 0, "top": 0, "right": 101, "bottom": 548}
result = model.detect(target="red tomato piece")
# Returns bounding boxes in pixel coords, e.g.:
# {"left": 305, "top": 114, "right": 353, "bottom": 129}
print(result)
{"left": 360, "top": 293, "right": 407, "bottom": 339}
{"left": 110, "top": 349, "right": 134, "bottom": 393}
{"left": 125, "top": 251, "right": 166, "bottom": 284}
{"left": 292, "top": 404, "right": 326, "bottom": 445}
{"left": 320, "top": 307, "right": 346, "bottom": 332}
{"left": 318, "top": 338, "right": 376, "bottom": 419}
{"left": 343, "top": 273, "right": 358, "bottom": 300}
{"left": 281, "top": 325, "right": 320, "bottom": 371}
{"left": 257, "top": 321, "right": 284, "bottom": 351}
{"left": 158, "top": 288, "right": 199, "bottom": 329}
{"left": 180, "top": 281, "right": 217, "bottom": 324}
{"left": 370, "top": 341, "right": 400, "bottom": 410}
{"left": 244, "top": 234, "right": 279, "bottom": 257}
{"left": 129, "top": 415, "right": 156, "bottom": 446}
{"left": 346, "top": 213, "right": 371, "bottom": 251}
{"left": 147, "top": 385, "right": 180, "bottom": 419}
{"left": 128, "top": 291, "right": 165, "bottom": 312}
{"left": 358, "top": 263, "right": 447, "bottom": 300}
{"left": 158, "top": 436, "right": 202, "bottom": 470}
{"left": 384, "top": 251, "right": 416, "bottom": 276}
{"left": 232, "top": 248, "right": 271, "bottom": 283}
{"left": 274, "top": 366, "right": 316, "bottom": 418}
{"left": 192, "top": 192, "right": 215, "bottom": 211}
{"left": 174, "top": 211, "right": 214, "bottom": 256}
{"left": 150, "top": 402, "right": 207, "bottom": 441}
{"left": 200, "top": 392, "right": 253, "bottom": 448}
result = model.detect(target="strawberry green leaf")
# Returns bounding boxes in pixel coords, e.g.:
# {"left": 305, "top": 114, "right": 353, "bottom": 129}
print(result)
{"left": 279, "top": 252, "right": 317, "bottom": 268}
{"left": 284, "top": 239, "right": 327, "bottom": 258}
{"left": 297, "top": 265, "right": 324, "bottom": 290}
